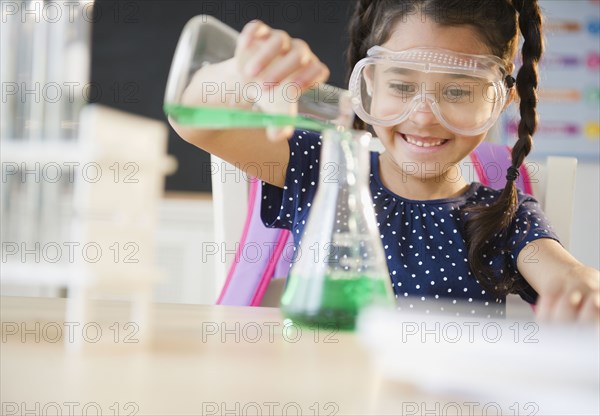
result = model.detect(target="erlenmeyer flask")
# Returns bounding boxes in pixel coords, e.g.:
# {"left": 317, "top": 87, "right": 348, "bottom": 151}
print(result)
{"left": 280, "top": 128, "right": 395, "bottom": 330}
{"left": 164, "top": 15, "right": 346, "bottom": 131}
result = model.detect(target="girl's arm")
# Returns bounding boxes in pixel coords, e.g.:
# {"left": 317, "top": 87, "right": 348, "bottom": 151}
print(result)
{"left": 169, "top": 20, "right": 330, "bottom": 188}
{"left": 517, "top": 238, "right": 600, "bottom": 321}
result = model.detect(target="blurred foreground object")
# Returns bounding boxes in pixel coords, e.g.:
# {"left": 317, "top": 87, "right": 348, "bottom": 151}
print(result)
{"left": 0, "top": 1, "right": 176, "bottom": 349}
{"left": 358, "top": 305, "right": 600, "bottom": 415}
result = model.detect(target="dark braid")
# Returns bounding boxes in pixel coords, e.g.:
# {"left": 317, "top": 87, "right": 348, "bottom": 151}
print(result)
{"left": 512, "top": 0, "right": 543, "bottom": 169}
{"left": 464, "top": 0, "right": 544, "bottom": 297}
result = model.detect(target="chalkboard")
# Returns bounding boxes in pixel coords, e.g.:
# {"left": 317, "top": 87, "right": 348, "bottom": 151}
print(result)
{"left": 90, "top": 0, "right": 353, "bottom": 191}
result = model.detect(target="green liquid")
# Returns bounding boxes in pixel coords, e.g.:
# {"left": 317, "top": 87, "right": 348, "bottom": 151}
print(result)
{"left": 164, "top": 104, "right": 331, "bottom": 132}
{"left": 281, "top": 275, "right": 392, "bottom": 331}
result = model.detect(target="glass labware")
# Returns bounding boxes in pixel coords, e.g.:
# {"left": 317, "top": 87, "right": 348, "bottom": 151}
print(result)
{"left": 164, "top": 15, "right": 346, "bottom": 131}
{"left": 280, "top": 128, "right": 395, "bottom": 331}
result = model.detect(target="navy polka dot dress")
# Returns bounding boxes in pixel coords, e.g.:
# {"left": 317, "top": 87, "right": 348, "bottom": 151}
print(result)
{"left": 261, "top": 130, "right": 559, "bottom": 317}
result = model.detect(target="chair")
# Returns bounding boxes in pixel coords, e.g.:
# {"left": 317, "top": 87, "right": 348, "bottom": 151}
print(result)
{"left": 211, "top": 139, "right": 577, "bottom": 306}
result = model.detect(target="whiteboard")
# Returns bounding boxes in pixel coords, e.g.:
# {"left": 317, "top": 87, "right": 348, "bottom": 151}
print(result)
{"left": 501, "top": 0, "right": 600, "bottom": 159}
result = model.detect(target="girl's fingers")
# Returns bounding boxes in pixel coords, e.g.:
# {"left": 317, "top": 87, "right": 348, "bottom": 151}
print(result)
{"left": 550, "top": 290, "right": 583, "bottom": 322}
{"left": 259, "top": 39, "right": 312, "bottom": 84}
{"left": 293, "top": 59, "right": 331, "bottom": 89}
{"left": 538, "top": 289, "right": 600, "bottom": 322}
{"left": 237, "top": 23, "right": 328, "bottom": 92}
{"left": 238, "top": 20, "right": 271, "bottom": 50}
{"left": 235, "top": 22, "right": 328, "bottom": 142}
{"left": 244, "top": 30, "right": 292, "bottom": 77}
{"left": 577, "top": 295, "right": 600, "bottom": 323}
{"left": 577, "top": 293, "right": 600, "bottom": 323}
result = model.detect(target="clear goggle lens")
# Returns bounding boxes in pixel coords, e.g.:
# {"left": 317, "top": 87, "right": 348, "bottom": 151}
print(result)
{"left": 349, "top": 47, "right": 511, "bottom": 136}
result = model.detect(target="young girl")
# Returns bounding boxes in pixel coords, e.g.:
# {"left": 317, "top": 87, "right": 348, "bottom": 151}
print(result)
{"left": 171, "top": 0, "right": 599, "bottom": 321}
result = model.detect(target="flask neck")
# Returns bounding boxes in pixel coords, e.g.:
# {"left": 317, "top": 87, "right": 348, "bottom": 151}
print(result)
{"left": 319, "top": 128, "right": 371, "bottom": 188}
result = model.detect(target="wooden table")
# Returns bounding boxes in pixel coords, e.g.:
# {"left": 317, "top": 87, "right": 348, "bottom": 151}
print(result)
{"left": 7, "top": 296, "right": 594, "bottom": 415}
{"left": 1, "top": 296, "right": 457, "bottom": 416}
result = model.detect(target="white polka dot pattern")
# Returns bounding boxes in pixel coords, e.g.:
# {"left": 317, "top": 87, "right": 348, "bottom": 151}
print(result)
{"left": 260, "top": 130, "right": 560, "bottom": 317}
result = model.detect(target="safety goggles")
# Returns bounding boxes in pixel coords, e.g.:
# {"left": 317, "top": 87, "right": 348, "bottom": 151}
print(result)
{"left": 349, "top": 46, "right": 514, "bottom": 136}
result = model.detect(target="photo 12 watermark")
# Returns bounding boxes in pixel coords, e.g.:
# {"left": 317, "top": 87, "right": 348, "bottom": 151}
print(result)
{"left": 2, "top": 241, "right": 140, "bottom": 264}
{"left": 199, "top": 160, "right": 284, "bottom": 185}
{"left": 176, "top": 80, "right": 511, "bottom": 108}
{"left": 1, "top": 401, "right": 139, "bottom": 416}
{"left": 201, "top": 401, "right": 339, "bottom": 416}
{"left": 398, "top": 320, "right": 539, "bottom": 344}
{"left": 201, "top": 158, "right": 541, "bottom": 186}
{"left": 400, "top": 401, "right": 539, "bottom": 416}
{"left": 2, "top": 81, "right": 140, "bottom": 105}
{"left": 2, "top": 161, "right": 140, "bottom": 185}
{"left": 1, "top": 1, "right": 141, "bottom": 24}
{"left": 201, "top": 320, "right": 339, "bottom": 344}
{"left": 2, "top": 321, "right": 140, "bottom": 344}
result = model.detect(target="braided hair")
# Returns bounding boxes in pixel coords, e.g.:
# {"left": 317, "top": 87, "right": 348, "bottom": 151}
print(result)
{"left": 345, "top": 0, "right": 545, "bottom": 297}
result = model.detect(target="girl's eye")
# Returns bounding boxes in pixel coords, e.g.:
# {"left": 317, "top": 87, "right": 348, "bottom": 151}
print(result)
{"left": 445, "top": 88, "right": 471, "bottom": 100}
{"left": 388, "top": 82, "right": 417, "bottom": 95}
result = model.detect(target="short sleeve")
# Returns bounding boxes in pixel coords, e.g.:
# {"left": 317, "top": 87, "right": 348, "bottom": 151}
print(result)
{"left": 260, "top": 130, "right": 322, "bottom": 232}
{"left": 507, "top": 194, "right": 561, "bottom": 303}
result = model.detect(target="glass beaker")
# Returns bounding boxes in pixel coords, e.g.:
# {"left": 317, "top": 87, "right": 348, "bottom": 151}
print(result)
{"left": 280, "top": 128, "right": 395, "bottom": 331}
{"left": 164, "top": 15, "right": 346, "bottom": 131}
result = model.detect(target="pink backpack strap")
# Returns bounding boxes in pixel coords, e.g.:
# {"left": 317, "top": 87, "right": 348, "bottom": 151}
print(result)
{"left": 249, "top": 230, "right": 291, "bottom": 305}
{"left": 217, "top": 178, "right": 292, "bottom": 306}
{"left": 471, "top": 142, "right": 533, "bottom": 195}
{"left": 273, "top": 232, "right": 294, "bottom": 278}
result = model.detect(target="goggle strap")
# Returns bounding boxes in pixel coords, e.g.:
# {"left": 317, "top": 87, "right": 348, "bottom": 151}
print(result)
{"left": 505, "top": 75, "right": 516, "bottom": 89}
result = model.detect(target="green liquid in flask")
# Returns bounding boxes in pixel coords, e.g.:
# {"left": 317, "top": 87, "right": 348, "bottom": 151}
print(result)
{"left": 281, "top": 274, "right": 392, "bottom": 331}
{"left": 164, "top": 104, "right": 332, "bottom": 132}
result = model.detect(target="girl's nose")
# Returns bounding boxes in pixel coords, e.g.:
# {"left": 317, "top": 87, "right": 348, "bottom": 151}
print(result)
{"left": 407, "top": 100, "right": 440, "bottom": 128}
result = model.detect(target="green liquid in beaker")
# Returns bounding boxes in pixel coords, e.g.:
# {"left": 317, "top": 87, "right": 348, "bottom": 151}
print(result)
{"left": 281, "top": 275, "right": 392, "bottom": 331}
{"left": 164, "top": 104, "right": 331, "bottom": 132}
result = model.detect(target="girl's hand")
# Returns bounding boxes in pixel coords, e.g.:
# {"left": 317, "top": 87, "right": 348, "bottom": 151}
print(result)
{"left": 236, "top": 20, "right": 330, "bottom": 141}
{"left": 535, "top": 265, "right": 600, "bottom": 322}
{"left": 518, "top": 239, "right": 599, "bottom": 323}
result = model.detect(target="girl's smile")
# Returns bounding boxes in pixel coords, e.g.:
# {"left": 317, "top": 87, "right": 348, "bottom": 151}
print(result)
{"left": 397, "top": 132, "right": 451, "bottom": 153}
